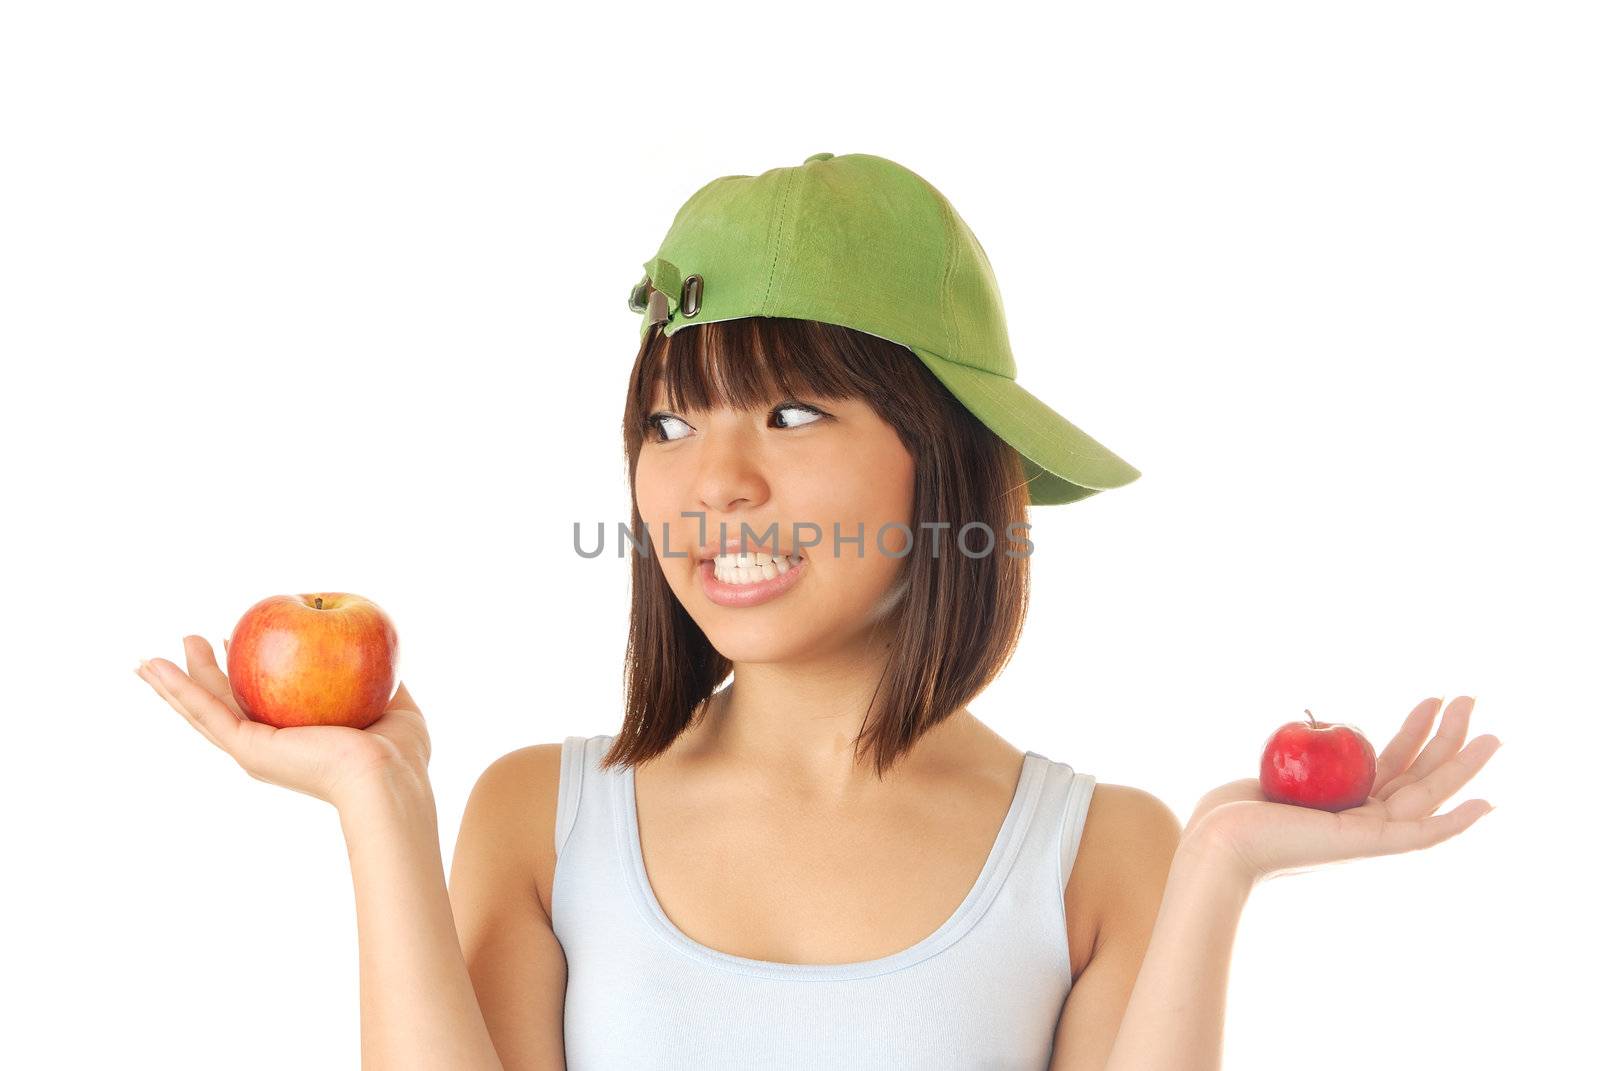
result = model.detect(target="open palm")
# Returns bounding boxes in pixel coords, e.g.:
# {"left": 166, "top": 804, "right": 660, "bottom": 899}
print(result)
{"left": 136, "top": 634, "right": 429, "bottom": 807}
{"left": 1185, "top": 696, "right": 1501, "bottom": 883}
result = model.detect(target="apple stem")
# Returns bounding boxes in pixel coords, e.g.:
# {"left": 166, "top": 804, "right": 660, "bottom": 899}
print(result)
{"left": 1304, "top": 708, "right": 1320, "bottom": 729}
{"left": 315, "top": 597, "right": 323, "bottom": 610}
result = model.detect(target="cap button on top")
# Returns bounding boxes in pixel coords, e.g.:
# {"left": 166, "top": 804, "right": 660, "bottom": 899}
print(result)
{"left": 804, "top": 152, "right": 834, "bottom": 163}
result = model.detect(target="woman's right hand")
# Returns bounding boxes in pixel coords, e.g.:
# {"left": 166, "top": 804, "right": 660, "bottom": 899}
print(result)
{"left": 136, "top": 635, "right": 431, "bottom": 809}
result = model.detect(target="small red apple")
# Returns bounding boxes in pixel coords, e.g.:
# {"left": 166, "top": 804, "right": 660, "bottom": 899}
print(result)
{"left": 1259, "top": 709, "right": 1377, "bottom": 812}
{"left": 226, "top": 592, "right": 399, "bottom": 729}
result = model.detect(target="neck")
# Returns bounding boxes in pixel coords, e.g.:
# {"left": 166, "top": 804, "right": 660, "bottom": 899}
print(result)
{"left": 690, "top": 615, "right": 960, "bottom": 799}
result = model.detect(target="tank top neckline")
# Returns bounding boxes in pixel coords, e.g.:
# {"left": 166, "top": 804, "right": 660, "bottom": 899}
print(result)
{"left": 610, "top": 740, "right": 1052, "bottom": 981}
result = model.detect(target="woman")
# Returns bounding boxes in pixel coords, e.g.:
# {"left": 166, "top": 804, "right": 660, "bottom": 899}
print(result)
{"left": 134, "top": 152, "right": 1500, "bottom": 1070}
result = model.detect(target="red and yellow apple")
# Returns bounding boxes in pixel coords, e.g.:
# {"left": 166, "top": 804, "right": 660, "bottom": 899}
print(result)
{"left": 226, "top": 592, "right": 399, "bottom": 729}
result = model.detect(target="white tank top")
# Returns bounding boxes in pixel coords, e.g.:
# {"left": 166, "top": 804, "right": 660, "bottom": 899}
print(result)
{"left": 550, "top": 733, "right": 1098, "bottom": 1070}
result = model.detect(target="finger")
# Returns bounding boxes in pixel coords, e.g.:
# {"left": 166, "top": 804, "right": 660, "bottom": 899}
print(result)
{"left": 1372, "top": 697, "right": 1442, "bottom": 794}
{"left": 1374, "top": 797, "right": 1494, "bottom": 855}
{"left": 138, "top": 660, "right": 229, "bottom": 752}
{"left": 1385, "top": 734, "right": 1503, "bottom": 820}
{"left": 182, "top": 635, "right": 246, "bottom": 719}
{"left": 143, "top": 657, "right": 264, "bottom": 756}
{"left": 1378, "top": 696, "right": 1474, "bottom": 801}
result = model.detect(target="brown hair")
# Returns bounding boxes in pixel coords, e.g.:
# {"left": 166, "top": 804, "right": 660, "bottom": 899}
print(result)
{"left": 602, "top": 313, "right": 1033, "bottom": 779}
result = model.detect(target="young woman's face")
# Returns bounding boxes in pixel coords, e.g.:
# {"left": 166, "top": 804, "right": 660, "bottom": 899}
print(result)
{"left": 634, "top": 387, "right": 916, "bottom": 663}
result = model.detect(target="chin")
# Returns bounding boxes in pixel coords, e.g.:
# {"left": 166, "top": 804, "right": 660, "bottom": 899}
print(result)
{"left": 703, "top": 607, "right": 897, "bottom": 666}
{"left": 699, "top": 620, "right": 820, "bottom": 664}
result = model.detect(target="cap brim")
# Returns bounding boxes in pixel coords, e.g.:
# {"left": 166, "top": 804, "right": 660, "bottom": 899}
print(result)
{"left": 909, "top": 345, "right": 1141, "bottom": 506}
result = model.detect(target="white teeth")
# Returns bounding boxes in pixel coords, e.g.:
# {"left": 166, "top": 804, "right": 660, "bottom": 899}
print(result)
{"left": 711, "top": 551, "right": 805, "bottom": 585}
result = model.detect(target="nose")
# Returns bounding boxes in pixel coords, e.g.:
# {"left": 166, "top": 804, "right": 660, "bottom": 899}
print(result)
{"left": 693, "top": 421, "right": 770, "bottom": 516}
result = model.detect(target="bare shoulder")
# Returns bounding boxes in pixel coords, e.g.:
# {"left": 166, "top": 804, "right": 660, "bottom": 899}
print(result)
{"left": 1080, "top": 783, "right": 1183, "bottom": 863}
{"left": 1065, "top": 783, "right": 1184, "bottom": 974}
{"left": 458, "top": 743, "right": 566, "bottom": 919}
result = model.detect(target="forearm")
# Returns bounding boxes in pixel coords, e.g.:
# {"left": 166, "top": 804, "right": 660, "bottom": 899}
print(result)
{"left": 338, "top": 768, "right": 504, "bottom": 1071}
{"left": 1103, "top": 835, "right": 1256, "bottom": 1071}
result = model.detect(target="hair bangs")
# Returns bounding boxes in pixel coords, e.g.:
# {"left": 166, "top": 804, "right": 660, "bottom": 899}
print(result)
{"left": 642, "top": 316, "right": 878, "bottom": 418}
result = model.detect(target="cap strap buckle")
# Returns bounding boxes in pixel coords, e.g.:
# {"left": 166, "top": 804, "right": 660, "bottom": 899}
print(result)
{"left": 640, "top": 255, "right": 685, "bottom": 326}
{"left": 645, "top": 289, "right": 670, "bottom": 326}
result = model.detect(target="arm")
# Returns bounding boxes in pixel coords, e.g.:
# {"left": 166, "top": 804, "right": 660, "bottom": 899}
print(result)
{"left": 1098, "top": 835, "right": 1254, "bottom": 1071}
{"left": 339, "top": 764, "right": 508, "bottom": 1070}
{"left": 1047, "top": 788, "right": 1255, "bottom": 1071}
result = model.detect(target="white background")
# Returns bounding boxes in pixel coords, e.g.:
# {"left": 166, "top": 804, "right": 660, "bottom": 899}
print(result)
{"left": 4, "top": 1, "right": 1595, "bottom": 1067}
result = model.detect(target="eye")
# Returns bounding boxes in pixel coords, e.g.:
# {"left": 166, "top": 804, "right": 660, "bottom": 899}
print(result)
{"left": 642, "top": 401, "right": 828, "bottom": 444}
{"left": 772, "top": 401, "right": 827, "bottom": 429}
{"left": 644, "top": 412, "right": 693, "bottom": 443}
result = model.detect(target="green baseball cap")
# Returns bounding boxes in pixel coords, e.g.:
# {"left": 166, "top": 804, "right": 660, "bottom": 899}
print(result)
{"left": 627, "top": 151, "right": 1141, "bottom": 505}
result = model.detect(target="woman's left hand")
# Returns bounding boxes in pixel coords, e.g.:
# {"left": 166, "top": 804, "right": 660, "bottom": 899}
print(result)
{"left": 1183, "top": 696, "right": 1501, "bottom": 885}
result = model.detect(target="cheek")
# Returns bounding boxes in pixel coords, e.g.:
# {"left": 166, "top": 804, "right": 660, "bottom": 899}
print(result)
{"left": 633, "top": 456, "right": 677, "bottom": 534}
{"left": 796, "top": 442, "right": 916, "bottom": 572}
{"left": 870, "top": 457, "right": 918, "bottom": 548}
{"left": 633, "top": 460, "right": 689, "bottom": 574}
{"left": 852, "top": 436, "right": 915, "bottom": 527}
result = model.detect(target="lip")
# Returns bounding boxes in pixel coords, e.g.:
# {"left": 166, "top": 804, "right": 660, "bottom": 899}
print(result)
{"left": 698, "top": 555, "right": 808, "bottom": 608}
{"left": 695, "top": 540, "right": 802, "bottom": 562}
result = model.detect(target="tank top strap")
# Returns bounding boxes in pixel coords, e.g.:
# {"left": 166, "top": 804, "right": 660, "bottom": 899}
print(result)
{"left": 1048, "top": 758, "right": 1097, "bottom": 891}
{"left": 980, "top": 751, "right": 1097, "bottom": 980}
{"left": 554, "top": 733, "right": 611, "bottom": 857}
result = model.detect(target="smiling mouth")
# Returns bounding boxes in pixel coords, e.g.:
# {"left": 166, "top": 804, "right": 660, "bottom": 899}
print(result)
{"left": 703, "top": 550, "right": 806, "bottom": 586}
